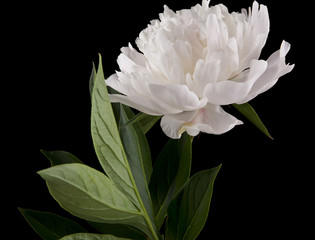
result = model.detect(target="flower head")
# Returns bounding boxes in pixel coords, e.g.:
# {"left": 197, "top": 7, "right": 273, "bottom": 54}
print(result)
{"left": 107, "top": 0, "right": 294, "bottom": 139}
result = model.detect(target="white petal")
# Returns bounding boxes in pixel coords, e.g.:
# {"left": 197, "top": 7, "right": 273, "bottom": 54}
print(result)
{"left": 248, "top": 2, "right": 269, "bottom": 37}
{"left": 161, "top": 104, "right": 243, "bottom": 139}
{"left": 206, "top": 14, "right": 223, "bottom": 52}
{"left": 202, "top": 0, "right": 210, "bottom": 8}
{"left": 185, "top": 104, "right": 243, "bottom": 135}
{"left": 117, "top": 53, "right": 144, "bottom": 74}
{"left": 203, "top": 60, "right": 267, "bottom": 105}
{"left": 109, "top": 94, "right": 182, "bottom": 116}
{"left": 106, "top": 72, "right": 149, "bottom": 97}
{"left": 106, "top": 73, "right": 136, "bottom": 96}
{"left": 148, "top": 84, "right": 208, "bottom": 111}
{"left": 173, "top": 40, "right": 194, "bottom": 74}
{"left": 160, "top": 115, "right": 184, "bottom": 139}
{"left": 238, "top": 41, "right": 294, "bottom": 103}
{"left": 149, "top": 29, "right": 186, "bottom": 84}
{"left": 189, "top": 58, "right": 221, "bottom": 97}
{"left": 237, "top": 1, "right": 270, "bottom": 70}
{"left": 160, "top": 5, "right": 176, "bottom": 21}
{"left": 120, "top": 43, "right": 147, "bottom": 68}
{"left": 166, "top": 110, "right": 199, "bottom": 122}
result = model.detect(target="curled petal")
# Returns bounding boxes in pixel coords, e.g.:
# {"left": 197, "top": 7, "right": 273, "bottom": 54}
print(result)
{"left": 185, "top": 104, "right": 243, "bottom": 135}
{"left": 161, "top": 104, "right": 243, "bottom": 139}
{"left": 160, "top": 115, "right": 184, "bottom": 139}
{"left": 203, "top": 59, "right": 267, "bottom": 105}
{"left": 238, "top": 40, "right": 294, "bottom": 104}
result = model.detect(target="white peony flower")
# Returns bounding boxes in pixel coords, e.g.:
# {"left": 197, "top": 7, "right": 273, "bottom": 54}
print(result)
{"left": 106, "top": 0, "right": 294, "bottom": 139}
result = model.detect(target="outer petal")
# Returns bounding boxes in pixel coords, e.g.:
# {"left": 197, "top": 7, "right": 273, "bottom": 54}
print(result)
{"left": 109, "top": 94, "right": 182, "bottom": 116}
{"left": 238, "top": 41, "right": 295, "bottom": 104}
{"left": 160, "top": 115, "right": 184, "bottom": 139}
{"left": 161, "top": 104, "right": 243, "bottom": 139}
{"left": 120, "top": 43, "right": 147, "bottom": 68}
{"left": 203, "top": 59, "right": 267, "bottom": 105}
{"left": 106, "top": 73, "right": 137, "bottom": 96}
{"left": 185, "top": 104, "right": 243, "bottom": 135}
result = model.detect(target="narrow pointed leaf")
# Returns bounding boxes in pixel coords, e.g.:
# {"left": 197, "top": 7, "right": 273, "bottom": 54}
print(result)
{"left": 37, "top": 163, "right": 149, "bottom": 234}
{"left": 19, "top": 208, "right": 87, "bottom": 240}
{"left": 166, "top": 165, "right": 221, "bottom": 240}
{"left": 138, "top": 115, "right": 161, "bottom": 134}
{"left": 120, "top": 112, "right": 147, "bottom": 129}
{"left": 119, "top": 106, "right": 152, "bottom": 186}
{"left": 232, "top": 103, "right": 273, "bottom": 139}
{"left": 120, "top": 112, "right": 161, "bottom": 134}
{"left": 41, "top": 150, "right": 83, "bottom": 166}
{"left": 149, "top": 133, "right": 192, "bottom": 229}
{"left": 60, "top": 233, "right": 132, "bottom": 240}
{"left": 118, "top": 105, "right": 156, "bottom": 233}
{"left": 89, "top": 62, "right": 96, "bottom": 99}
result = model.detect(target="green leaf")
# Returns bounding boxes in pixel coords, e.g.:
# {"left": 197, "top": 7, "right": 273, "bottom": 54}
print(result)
{"left": 149, "top": 133, "right": 192, "bottom": 229}
{"left": 232, "top": 103, "right": 273, "bottom": 139}
{"left": 90, "top": 54, "right": 139, "bottom": 205}
{"left": 138, "top": 115, "right": 161, "bottom": 134}
{"left": 37, "top": 163, "right": 149, "bottom": 234}
{"left": 166, "top": 165, "right": 221, "bottom": 240}
{"left": 41, "top": 150, "right": 83, "bottom": 166}
{"left": 89, "top": 62, "right": 96, "bottom": 100}
{"left": 118, "top": 105, "right": 155, "bottom": 230}
{"left": 88, "top": 222, "right": 147, "bottom": 240}
{"left": 119, "top": 106, "right": 152, "bottom": 183}
{"left": 120, "top": 112, "right": 147, "bottom": 129}
{"left": 120, "top": 112, "right": 161, "bottom": 134}
{"left": 90, "top": 55, "right": 160, "bottom": 240}
{"left": 60, "top": 233, "right": 132, "bottom": 240}
{"left": 18, "top": 208, "right": 87, "bottom": 240}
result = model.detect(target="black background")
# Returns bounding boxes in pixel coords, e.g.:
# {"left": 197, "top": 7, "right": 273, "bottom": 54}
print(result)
{"left": 13, "top": 0, "right": 312, "bottom": 239}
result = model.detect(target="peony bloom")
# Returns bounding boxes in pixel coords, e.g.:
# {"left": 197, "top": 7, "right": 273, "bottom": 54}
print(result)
{"left": 106, "top": 0, "right": 294, "bottom": 139}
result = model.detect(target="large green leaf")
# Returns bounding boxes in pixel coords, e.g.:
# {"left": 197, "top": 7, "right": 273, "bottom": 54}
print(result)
{"left": 41, "top": 150, "right": 83, "bottom": 166}
{"left": 90, "top": 55, "right": 160, "bottom": 240}
{"left": 149, "top": 133, "right": 192, "bottom": 229}
{"left": 38, "top": 163, "right": 149, "bottom": 235}
{"left": 166, "top": 165, "right": 221, "bottom": 240}
{"left": 232, "top": 103, "right": 273, "bottom": 139}
{"left": 88, "top": 222, "right": 147, "bottom": 240}
{"left": 19, "top": 208, "right": 87, "bottom": 240}
{"left": 90, "top": 54, "right": 138, "bottom": 205}
{"left": 60, "top": 233, "right": 132, "bottom": 240}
